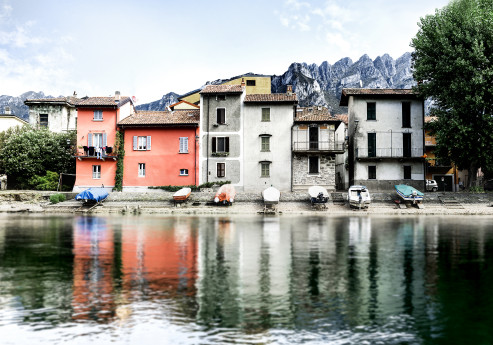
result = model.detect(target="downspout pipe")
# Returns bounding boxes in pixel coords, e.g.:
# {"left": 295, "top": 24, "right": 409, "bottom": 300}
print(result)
{"left": 206, "top": 96, "right": 210, "bottom": 183}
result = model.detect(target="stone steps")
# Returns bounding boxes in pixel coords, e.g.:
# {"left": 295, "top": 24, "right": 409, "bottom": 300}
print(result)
{"left": 331, "top": 192, "right": 346, "bottom": 205}
{"left": 439, "top": 196, "right": 465, "bottom": 209}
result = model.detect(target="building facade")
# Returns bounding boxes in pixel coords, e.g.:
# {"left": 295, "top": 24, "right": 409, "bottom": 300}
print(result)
{"left": 291, "top": 107, "right": 345, "bottom": 191}
{"left": 0, "top": 107, "right": 28, "bottom": 132}
{"left": 340, "top": 88, "right": 425, "bottom": 190}
{"left": 24, "top": 96, "right": 78, "bottom": 132}
{"left": 118, "top": 110, "right": 200, "bottom": 190}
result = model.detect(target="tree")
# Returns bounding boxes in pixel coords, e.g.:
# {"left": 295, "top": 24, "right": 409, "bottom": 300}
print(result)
{"left": 0, "top": 126, "right": 76, "bottom": 189}
{"left": 411, "top": 0, "right": 493, "bottom": 187}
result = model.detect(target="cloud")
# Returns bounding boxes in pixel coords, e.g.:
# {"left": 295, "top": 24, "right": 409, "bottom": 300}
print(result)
{"left": 277, "top": 0, "right": 313, "bottom": 32}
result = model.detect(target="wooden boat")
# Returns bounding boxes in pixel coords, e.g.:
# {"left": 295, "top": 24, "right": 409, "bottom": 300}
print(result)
{"left": 308, "top": 185, "right": 329, "bottom": 205}
{"left": 75, "top": 187, "right": 109, "bottom": 203}
{"left": 395, "top": 184, "right": 424, "bottom": 204}
{"left": 214, "top": 184, "right": 236, "bottom": 205}
{"left": 348, "top": 185, "right": 371, "bottom": 209}
{"left": 173, "top": 187, "right": 192, "bottom": 201}
{"left": 262, "top": 186, "right": 280, "bottom": 205}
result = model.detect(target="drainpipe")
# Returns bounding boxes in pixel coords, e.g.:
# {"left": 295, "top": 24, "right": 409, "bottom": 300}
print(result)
{"left": 291, "top": 104, "right": 295, "bottom": 192}
{"left": 206, "top": 96, "right": 210, "bottom": 183}
{"left": 194, "top": 126, "right": 197, "bottom": 186}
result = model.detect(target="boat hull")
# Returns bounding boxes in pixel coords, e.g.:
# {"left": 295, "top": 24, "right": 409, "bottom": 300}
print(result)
{"left": 308, "top": 186, "right": 329, "bottom": 204}
{"left": 348, "top": 185, "right": 371, "bottom": 209}
{"left": 173, "top": 187, "right": 192, "bottom": 201}
{"left": 395, "top": 184, "right": 424, "bottom": 203}
{"left": 214, "top": 184, "right": 236, "bottom": 205}
{"left": 262, "top": 187, "right": 280, "bottom": 205}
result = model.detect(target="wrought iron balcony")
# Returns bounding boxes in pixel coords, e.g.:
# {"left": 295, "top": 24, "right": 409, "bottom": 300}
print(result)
{"left": 356, "top": 148, "right": 424, "bottom": 160}
{"left": 293, "top": 141, "right": 345, "bottom": 153}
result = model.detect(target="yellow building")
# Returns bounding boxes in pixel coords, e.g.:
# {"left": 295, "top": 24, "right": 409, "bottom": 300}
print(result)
{"left": 179, "top": 74, "right": 271, "bottom": 105}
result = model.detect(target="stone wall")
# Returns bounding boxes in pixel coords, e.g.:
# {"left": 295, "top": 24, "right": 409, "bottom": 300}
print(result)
{"left": 293, "top": 154, "right": 336, "bottom": 190}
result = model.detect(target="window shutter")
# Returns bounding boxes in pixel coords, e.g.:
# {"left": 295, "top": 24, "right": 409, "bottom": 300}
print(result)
{"left": 133, "top": 136, "right": 137, "bottom": 150}
{"left": 212, "top": 137, "right": 217, "bottom": 153}
{"left": 184, "top": 137, "right": 188, "bottom": 152}
{"left": 88, "top": 133, "right": 93, "bottom": 147}
{"left": 147, "top": 136, "right": 151, "bottom": 150}
{"left": 103, "top": 133, "right": 107, "bottom": 147}
{"left": 225, "top": 137, "right": 230, "bottom": 152}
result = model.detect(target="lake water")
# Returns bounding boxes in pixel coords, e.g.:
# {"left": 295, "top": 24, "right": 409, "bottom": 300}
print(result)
{"left": 0, "top": 214, "right": 492, "bottom": 344}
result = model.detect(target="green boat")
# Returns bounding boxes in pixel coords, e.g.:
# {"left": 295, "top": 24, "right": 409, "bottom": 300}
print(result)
{"left": 395, "top": 184, "right": 424, "bottom": 203}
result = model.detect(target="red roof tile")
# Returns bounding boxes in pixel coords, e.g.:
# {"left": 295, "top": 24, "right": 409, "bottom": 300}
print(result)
{"left": 340, "top": 88, "right": 420, "bottom": 106}
{"left": 335, "top": 114, "right": 348, "bottom": 125}
{"left": 294, "top": 106, "right": 336, "bottom": 122}
{"left": 118, "top": 109, "right": 199, "bottom": 126}
{"left": 200, "top": 84, "right": 244, "bottom": 94}
{"left": 244, "top": 93, "right": 298, "bottom": 103}
{"left": 77, "top": 96, "right": 131, "bottom": 107}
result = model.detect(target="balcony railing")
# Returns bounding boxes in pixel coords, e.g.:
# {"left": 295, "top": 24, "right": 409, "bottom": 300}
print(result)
{"left": 293, "top": 141, "right": 345, "bottom": 152}
{"left": 76, "top": 146, "right": 116, "bottom": 160}
{"left": 356, "top": 148, "right": 424, "bottom": 159}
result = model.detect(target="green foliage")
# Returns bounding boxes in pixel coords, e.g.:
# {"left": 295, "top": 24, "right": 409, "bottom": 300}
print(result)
{"left": 114, "top": 130, "right": 124, "bottom": 191}
{"left": 49, "top": 194, "right": 60, "bottom": 204}
{"left": 411, "top": 0, "right": 493, "bottom": 186}
{"left": 30, "top": 171, "right": 59, "bottom": 190}
{"left": 0, "top": 126, "right": 76, "bottom": 189}
{"left": 149, "top": 180, "right": 232, "bottom": 192}
{"left": 469, "top": 186, "right": 485, "bottom": 193}
{"left": 58, "top": 194, "right": 66, "bottom": 202}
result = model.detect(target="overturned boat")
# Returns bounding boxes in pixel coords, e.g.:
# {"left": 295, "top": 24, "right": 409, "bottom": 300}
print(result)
{"left": 348, "top": 185, "right": 371, "bottom": 209}
{"left": 395, "top": 184, "right": 424, "bottom": 204}
{"left": 214, "top": 184, "right": 236, "bottom": 206}
{"left": 262, "top": 186, "right": 280, "bottom": 205}
{"left": 173, "top": 187, "right": 192, "bottom": 201}
{"left": 75, "top": 187, "right": 109, "bottom": 204}
{"left": 308, "top": 186, "right": 329, "bottom": 206}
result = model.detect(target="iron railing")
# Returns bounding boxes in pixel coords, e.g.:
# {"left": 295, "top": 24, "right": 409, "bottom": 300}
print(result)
{"left": 356, "top": 148, "right": 423, "bottom": 158}
{"left": 293, "top": 141, "right": 345, "bottom": 152}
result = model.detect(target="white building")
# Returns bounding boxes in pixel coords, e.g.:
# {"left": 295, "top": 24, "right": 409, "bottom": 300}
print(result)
{"left": 0, "top": 107, "right": 28, "bottom": 132}
{"left": 340, "top": 88, "right": 425, "bottom": 191}
{"left": 24, "top": 96, "right": 78, "bottom": 132}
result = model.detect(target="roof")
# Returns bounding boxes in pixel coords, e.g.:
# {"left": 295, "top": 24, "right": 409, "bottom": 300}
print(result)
{"left": 118, "top": 109, "right": 200, "bottom": 127}
{"left": 335, "top": 114, "right": 348, "bottom": 125}
{"left": 0, "top": 114, "right": 28, "bottom": 124}
{"left": 199, "top": 84, "right": 244, "bottom": 94}
{"left": 339, "top": 88, "right": 420, "bottom": 106}
{"left": 77, "top": 96, "right": 131, "bottom": 108}
{"left": 294, "top": 106, "right": 338, "bottom": 122}
{"left": 244, "top": 93, "right": 298, "bottom": 103}
{"left": 24, "top": 96, "right": 79, "bottom": 107}
{"left": 169, "top": 100, "right": 200, "bottom": 109}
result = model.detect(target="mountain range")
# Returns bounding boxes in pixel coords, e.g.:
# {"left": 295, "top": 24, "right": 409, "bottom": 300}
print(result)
{"left": 2, "top": 53, "right": 415, "bottom": 120}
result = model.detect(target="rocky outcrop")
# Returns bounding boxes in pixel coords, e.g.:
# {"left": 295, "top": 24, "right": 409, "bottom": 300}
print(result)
{"left": 135, "top": 92, "right": 180, "bottom": 111}
{"left": 0, "top": 91, "right": 50, "bottom": 120}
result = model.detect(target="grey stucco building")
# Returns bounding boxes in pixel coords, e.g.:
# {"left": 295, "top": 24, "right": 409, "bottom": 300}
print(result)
{"left": 25, "top": 96, "right": 78, "bottom": 132}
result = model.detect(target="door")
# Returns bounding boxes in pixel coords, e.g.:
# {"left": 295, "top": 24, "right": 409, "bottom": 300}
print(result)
{"left": 309, "top": 127, "right": 318, "bottom": 150}
{"left": 403, "top": 133, "right": 411, "bottom": 157}
{"left": 368, "top": 133, "right": 376, "bottom": 157}
{"left": 435, "top": 175, "right": 453, "bottom": 191}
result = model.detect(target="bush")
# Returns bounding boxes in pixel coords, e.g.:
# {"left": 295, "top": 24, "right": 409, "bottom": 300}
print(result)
{"left": 469, "top": 186, "right": 485, "bottom": 193}
{"left": 58, "top": 194, "right": 66, "bottom": 202}
{"left": 50, "top": 194, "right": 60, "bottom": 204}
{"left": 30, "top": 171, "right": 59, "bottom": 190}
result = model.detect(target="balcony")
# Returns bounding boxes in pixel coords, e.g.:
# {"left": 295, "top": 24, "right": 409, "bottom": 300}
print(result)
{"left": 293, "top": 141, "right": 345, "bottom": 153}
{"left": 76, "top": 146, "right": 117, "bottom": 161}
{"left": 356, "top": 148, "right": 424, "bottom": 161}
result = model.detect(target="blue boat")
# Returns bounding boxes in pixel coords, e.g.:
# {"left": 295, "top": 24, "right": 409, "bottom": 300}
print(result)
{"left": 75, "top": 188, "right": 109, "bottom": 203}
{"left": 395, "top": 185, "right": 424, "bottom": 203}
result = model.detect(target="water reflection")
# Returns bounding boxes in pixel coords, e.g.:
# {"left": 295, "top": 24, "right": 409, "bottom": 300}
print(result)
{"left": 1, "top": 214, "right": 493, "bottom": 344}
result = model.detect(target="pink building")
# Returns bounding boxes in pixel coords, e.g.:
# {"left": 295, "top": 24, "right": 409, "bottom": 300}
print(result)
{"left": 74, "top": 92, "right": 135, "bottom": 191}
{"left": 118, "top": 110, "right": 200, "bottom": 190}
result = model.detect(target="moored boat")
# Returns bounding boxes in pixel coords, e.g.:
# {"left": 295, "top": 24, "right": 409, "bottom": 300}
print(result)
{"left": 308, "top": 185, "right": 329, "bottom": 205}
{"left": 173, "top": 187, "right": 192, "bottom": 201}
{"left": 348, "top": 185, "right": 371, "bottom": 209}
{"left": 262, "top": 186, "right": 280, "bottom": 205}
{"left": 214, "top": 184, "right": 236, "bottom": 205}
{"left": 75, "top": 187, "right": 109, "bottom": 203}
{"left": 395, "top": 184, "right": 424, "bottom": 203}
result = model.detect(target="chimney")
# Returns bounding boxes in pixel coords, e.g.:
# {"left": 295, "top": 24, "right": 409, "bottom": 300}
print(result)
{"left": 115, "top": 91, "right": 121, "bottom": 102}
{"left": 287, "top": 85, "right": 293, "bottom": 96}
{"left": 5, "top": 106, "right": 11, "bottom": 115}
{"left": 73, "top": 91, "right": 77, "bottom": 97}
{"left": 241, "top": 78, "right": 245, "bottom": 87}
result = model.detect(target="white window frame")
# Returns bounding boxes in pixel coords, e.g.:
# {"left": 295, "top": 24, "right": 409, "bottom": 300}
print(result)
{"left": 180, "top": 169, "right": 189, "bottom": 176}
{"left": 138, "top": 136, "right": 147, "bottom": 150}
{"left": 217, "top": 162, "right": 226, "bottom": 178}
{"left": 92, "top": 165, "right": 101, "bottom": 179}
{"left": 138, "top": 163, "right": 146, "bottom": 177}
{"left": 308, "top": 156, "right": 319, "bottom": 174}
{"left": 179, "top": 137, "right": 189, "bottom": 153}
{"left": 93, "top": 133, "right": 103, "bottom": 148}
{"left": 93, "top": 110, "right": 103, "bottom": 121}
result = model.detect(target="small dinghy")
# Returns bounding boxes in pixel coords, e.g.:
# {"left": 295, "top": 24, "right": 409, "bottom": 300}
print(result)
{"left": 262, "top": 186, "right": 280, "bottom": 205}
{"left": 214, "top": 184, "right": 236, "bottom": 205}
{"left": 173, "top": 187, "right": 192, "bottom": 201}
{"left": 308, "top": 186, "right": 329, "bottom": 207}
{"left": 348, "top": 185, "right": 371, "bottom": 209}
{"left": 395, "top": 184, "right": 424, "bottom": 204}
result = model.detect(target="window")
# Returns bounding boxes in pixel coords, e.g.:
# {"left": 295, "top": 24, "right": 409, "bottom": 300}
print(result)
{"left": 133, "top": 136, "right": 151, "bottom": 151}
{"left": 138, "top": 163, "right": 146, "bottom": 177}
{"left": 216, "top": 95, "right": 226, "bottom": 101}
{"left": 94, "top": 110, "right": 103, "bottom": 121}
{"left": 261, "top": 136, "right": 270, "bottom": 152}
{"left": 93, "top": 133, "right": 103, "bottom": 148}
{"left": 179, "top": 137, "right": 189, "bottom": 153}
{"left": 404, "top": 165, "right": 411, "bottom": 180}
{"left": 261, "top": 108, "right": 270, "bottom": 122}
{"left": 92, "top": 165, "right": 101, "bottom": 179}
{"left": 216, "top": 108, "right": 226, "bottom": 124}
{"left": 308, "top": 156, "right": 319, "bottom": 174}
{"left": 367, "top": 102, "right": 376, "bottom": 120}
{"left": 212, "top": 137, "right": 229, "bottom": 153}
{"left": 261, "top": 162, "right": 270, "bottom": 177}
{"left": 180, "top": 169, "right": 189, "bottom": 176}
{"left": 368, "top": 133, "right": 376, "bottom": 157}
{"left": 39, "top": 114, "right": 48, "bottom": 127}
{"left": 246, "top": 80, "right": 256, "bottom": 86}
{"left": 402, "top": 102, "right": 411, "bottom": 127}
{"left": 403, "top": 133, "right": 411, "bottom": 157}
{"left": 217, "top": 163, "right": 225, "bottom": 178}
{"left": 368, "top": 166, "right": 376, "bottom": 179}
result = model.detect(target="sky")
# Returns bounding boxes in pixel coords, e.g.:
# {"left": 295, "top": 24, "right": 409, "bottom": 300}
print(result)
{"left": 0, "top": 0, "right": 450, "bottom": 104}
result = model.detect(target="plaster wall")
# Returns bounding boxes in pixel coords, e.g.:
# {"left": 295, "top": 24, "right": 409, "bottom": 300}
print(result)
{"left": 0, "top": 116, "right": 27, "bottom": 132}
{"left": 28, "top": 104, "right": 77, "bottom": 132}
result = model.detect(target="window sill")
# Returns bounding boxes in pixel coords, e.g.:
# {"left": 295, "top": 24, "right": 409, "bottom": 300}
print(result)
{"left": 260, "top": 150, "right": 271, "bottom": 152}
{"left": 179, "top": 174, "right": 189, "bottom": 177}
{"left": 92, "top": 119, "right": 103, "bottom": 122}
{"left": 366, "top": 119, "right": 377, "bottom": 121}
{"left": 178, "top": 152, "right": 189, "bottom": 154}
{"left": 261, "top": 120, "right": 271, "bottom": 122}
{"left": 261, "top": 176, "right": 270, "bottom": 178}
{"left": 212, "top": 152, "right": 229, "bottom": 157}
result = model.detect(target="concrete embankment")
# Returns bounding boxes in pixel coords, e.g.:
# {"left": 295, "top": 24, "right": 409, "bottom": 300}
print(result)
{"left": 2, "top": 189, "right": 493, "bottom": 216}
